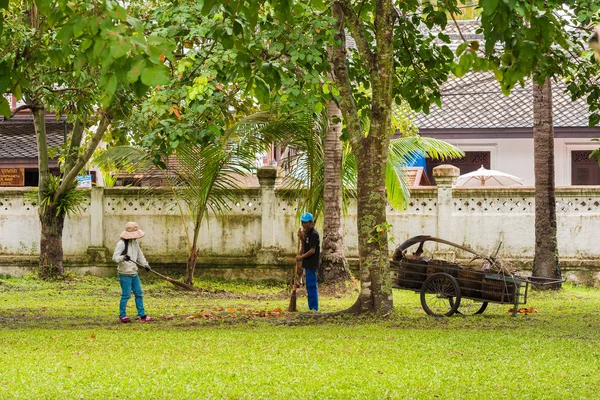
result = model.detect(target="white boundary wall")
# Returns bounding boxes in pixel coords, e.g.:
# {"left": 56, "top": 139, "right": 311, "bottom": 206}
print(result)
{"left": 1, "top": 166, "right": 600, "bottom": 276}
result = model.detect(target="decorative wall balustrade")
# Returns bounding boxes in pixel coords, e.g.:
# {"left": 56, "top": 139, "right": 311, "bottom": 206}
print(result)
{"left": 1, "top": 166, "right": 600, "bottom": 271}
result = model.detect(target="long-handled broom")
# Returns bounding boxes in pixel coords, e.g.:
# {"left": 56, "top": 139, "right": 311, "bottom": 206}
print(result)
{"left": 288, "top": 236, "right": 302, "bottom": 312}
{"left": 133, "top": 260, "right": 198, "bottom": 291}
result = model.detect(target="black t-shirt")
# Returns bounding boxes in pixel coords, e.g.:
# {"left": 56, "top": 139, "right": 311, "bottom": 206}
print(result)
{"left": 302, "top": 227, "right": 320, "bottom": 270}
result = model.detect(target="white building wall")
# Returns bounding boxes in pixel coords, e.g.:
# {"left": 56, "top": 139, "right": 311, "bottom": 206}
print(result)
{"left": 441, "top": 137, "right": 600, "bottom": 186}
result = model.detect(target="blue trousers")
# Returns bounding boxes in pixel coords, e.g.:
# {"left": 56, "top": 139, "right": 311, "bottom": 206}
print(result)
{"left": 305, "top": 268, "right": 319, "bottom": 311}
{"left": 119, "top": 274, "right": 146, "bottom": 318}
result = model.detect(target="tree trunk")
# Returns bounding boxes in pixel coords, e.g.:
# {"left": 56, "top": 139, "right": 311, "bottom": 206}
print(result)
{"left": 330, "top": 0, "right": 395, "bottom": 314}
{"left": 185, "top": 247, "right": 198, "bottom": 285}
{"left": 320, "top": 100, "right": 351, "bottom": 283}
{"left": 185, "top": 212, "right": 203, "bottom": 285}
{"left": 347, "top": 135, "right": 394, "bottom": 314}
{"left": 532, "top": 78, "right": 561, "bottom": 289}
{"left": 38, "top": 205, "right": 66, "bottom": 278}
{"left": 32, "top": 103, "right": 65, "bottom": 278}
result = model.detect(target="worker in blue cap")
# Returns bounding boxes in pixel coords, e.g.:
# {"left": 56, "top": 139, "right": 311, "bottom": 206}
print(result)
{"left": 296, "top": 212, "right": 320, "bottom": 311}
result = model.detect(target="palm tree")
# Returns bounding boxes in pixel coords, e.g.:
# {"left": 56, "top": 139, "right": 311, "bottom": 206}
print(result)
{"left": 532, "top": 78, "right": 561, "bottom": 289}
{"left": 94, "top": 114, "right": 297, "bottom": 284}
{"left": 167, "top": 120, "right": 292, "bottom": 284}
{"left": 321, "top": 101, "right": 352, "bottom": 283}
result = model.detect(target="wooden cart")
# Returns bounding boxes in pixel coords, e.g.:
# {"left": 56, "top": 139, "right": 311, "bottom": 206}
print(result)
{"left": 390, "top": 235, "right": 562, "bottom": 316}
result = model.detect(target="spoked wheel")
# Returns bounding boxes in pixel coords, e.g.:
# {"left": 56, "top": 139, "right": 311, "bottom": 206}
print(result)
{"left": 449, "top": 298, "right": 488, "bottom": 315}
{"left": 420, "top": 273, "right": 461, "bottom": 317}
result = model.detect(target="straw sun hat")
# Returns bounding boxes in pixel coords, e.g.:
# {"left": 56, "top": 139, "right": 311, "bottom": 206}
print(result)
{"left": 120, "top": 222, "right": 145, "bottom": 240}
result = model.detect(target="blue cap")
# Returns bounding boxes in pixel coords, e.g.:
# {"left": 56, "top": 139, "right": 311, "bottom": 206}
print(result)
{"left": 300, "top": 212, "right": 314, "bottom": 222}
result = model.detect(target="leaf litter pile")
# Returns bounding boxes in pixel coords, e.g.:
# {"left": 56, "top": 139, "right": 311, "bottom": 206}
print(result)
{"left": 166, "top": 306, "right": 289, "bottom": 322}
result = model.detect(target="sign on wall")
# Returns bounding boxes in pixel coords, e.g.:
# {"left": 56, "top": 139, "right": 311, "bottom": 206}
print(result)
{"left": 77, "top": 174, "right": 92, "bottom": 188}
{"left": 0, "top": 168, "right": 25, "bottom": 186}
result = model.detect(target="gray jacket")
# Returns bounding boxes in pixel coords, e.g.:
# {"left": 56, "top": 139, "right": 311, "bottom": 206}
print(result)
{"left": 112, "top": 239, "right": 149, "bottom": 275}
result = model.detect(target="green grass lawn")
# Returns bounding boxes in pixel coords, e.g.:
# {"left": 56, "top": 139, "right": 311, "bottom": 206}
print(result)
{"left": 1, "top": 274, "right": 599, "bottom": 399}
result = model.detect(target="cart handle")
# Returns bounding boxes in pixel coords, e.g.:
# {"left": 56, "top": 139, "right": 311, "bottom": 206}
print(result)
{"left": 516, "top": 275, "right": 566, "bottom": 286}
{"left": 393, "top": 235, "right": 496, "bottom": 265}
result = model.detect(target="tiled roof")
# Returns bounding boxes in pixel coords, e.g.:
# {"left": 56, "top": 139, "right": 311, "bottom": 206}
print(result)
{"left": 432, "top": 19, "right": 484, "bottom": 50}
{"left": 0, "top": 119, "right": 65, "bottom": 159}
{"left": 342, "top": 18, "right": 592, "bottom": 131}
{"left": 415, "top": 72, "right": 591, "bottom": 130}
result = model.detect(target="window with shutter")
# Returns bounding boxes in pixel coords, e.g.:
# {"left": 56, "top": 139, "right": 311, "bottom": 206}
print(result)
{"left": 571, "top": 150, "right": 600, "bottom": 185}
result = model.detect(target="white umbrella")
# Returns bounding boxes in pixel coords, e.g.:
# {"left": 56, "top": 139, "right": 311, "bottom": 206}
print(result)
{"left": 454, "top": 166, "right": 524, "bottom": 187}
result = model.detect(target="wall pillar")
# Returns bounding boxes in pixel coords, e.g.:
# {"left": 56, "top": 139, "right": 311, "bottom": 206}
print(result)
{"left": 256, "top": 166, "right": 280, "bottom": 264}
{"left": 87, "top": 187, "right": 108, "bottom": 263}
{"left": 433, "top": 165, "right": 460, "bottom": 259}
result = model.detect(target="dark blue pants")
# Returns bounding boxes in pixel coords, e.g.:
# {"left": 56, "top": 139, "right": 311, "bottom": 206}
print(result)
{"left": 305, "top": 268, "right": 319, "bottom": 311}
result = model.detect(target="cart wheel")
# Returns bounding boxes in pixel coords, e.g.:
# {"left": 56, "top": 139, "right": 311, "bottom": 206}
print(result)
{"left": 449, "top": 298, "right": 488, "bottom": 315}
{"left": 420, "top": 273, "right": 461, "bottom": 317}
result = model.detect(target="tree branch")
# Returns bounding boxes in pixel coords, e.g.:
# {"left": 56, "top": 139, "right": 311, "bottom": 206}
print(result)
{"left": 371, "top": 0, "right": 394, "bottom": 120}
{"left": 10, "top": 104, "right": 33, "bottom": 118}
{"left": 63, "top": 117, "right": 85, "bottom": 175}
{"left": 449, "top": 12, "right": 467, "bottom": 43}
{"left": 32, "top": 105, "right": 51, "bottom": 195}
{"left": 399, "top": 32, "right": 426, "bottom": 77}
{"left": 41, "top": 86, "right": 88, "bottom": 94}
{"left": 336, "top": 0, "right": 376, "bottom": 71}
{"left": 55, "top": 115, "right": 110, "bottom": 202}
{"left": 187, "top": 41, "right": 217, "bottom": 80}
{"left": 331, "top": 2, "right": 363, "bottom": 149}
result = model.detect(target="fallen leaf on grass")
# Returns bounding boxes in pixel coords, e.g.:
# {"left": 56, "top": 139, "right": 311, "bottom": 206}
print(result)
{"left": 90, "top": 333, "right": 96, "bottom": 339}
{"left": 507, "top": 307, "right": 538, "bottom": 314}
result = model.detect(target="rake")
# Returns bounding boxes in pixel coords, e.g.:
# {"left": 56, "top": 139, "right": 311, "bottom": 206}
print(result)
{"left": 132, "top": 260, "right": 198, "bottom": 291}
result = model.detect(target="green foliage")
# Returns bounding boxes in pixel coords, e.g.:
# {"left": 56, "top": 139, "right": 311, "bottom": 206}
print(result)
{"left": 93, "top": 146, "right": 153, "bottom": 187}
{"left": 245, "top": 108, "right": 352, "bottom": 221}
{"left": 277, "top": 111, "right": 328, "bottom": 220}
{"left": 368, "top": 221, "right": 395, "bottom": 250}
{"left": 25, "top": 175, "right": 87, "bottom": 217}
{"left": 1, "top": 277, "right": 600, "bottom": 398}
{"left": 120, "top": 0, "right": 336, "bottom": 157}
{"left": 100, "top": 170, "right": 117, "bottom": 187}
{"left": 0, "top": 1, "right": 183, "bottom": 276}
{"left": 0, "top": 0, "right": 175, "bottom": 115}
{"left": 93, "top": 146, "right": 154, "bottom": 176}
{"left": 250, "top": 106, "right": 462, "bottom": 215}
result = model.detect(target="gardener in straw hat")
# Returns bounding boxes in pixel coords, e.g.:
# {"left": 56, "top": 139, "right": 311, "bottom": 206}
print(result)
{"left": 112, "top": 222, "right": 152, "bottom": 323}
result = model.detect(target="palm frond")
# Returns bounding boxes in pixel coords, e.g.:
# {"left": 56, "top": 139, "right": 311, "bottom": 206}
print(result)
{"left": 386, "top": 136, "right": 464, "bottom": 209}
{"left": 388, "top": 136, "right": 464, "bottom": 166}
{"left": 92, "top": 146, "right": 154, "bottom": 174}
